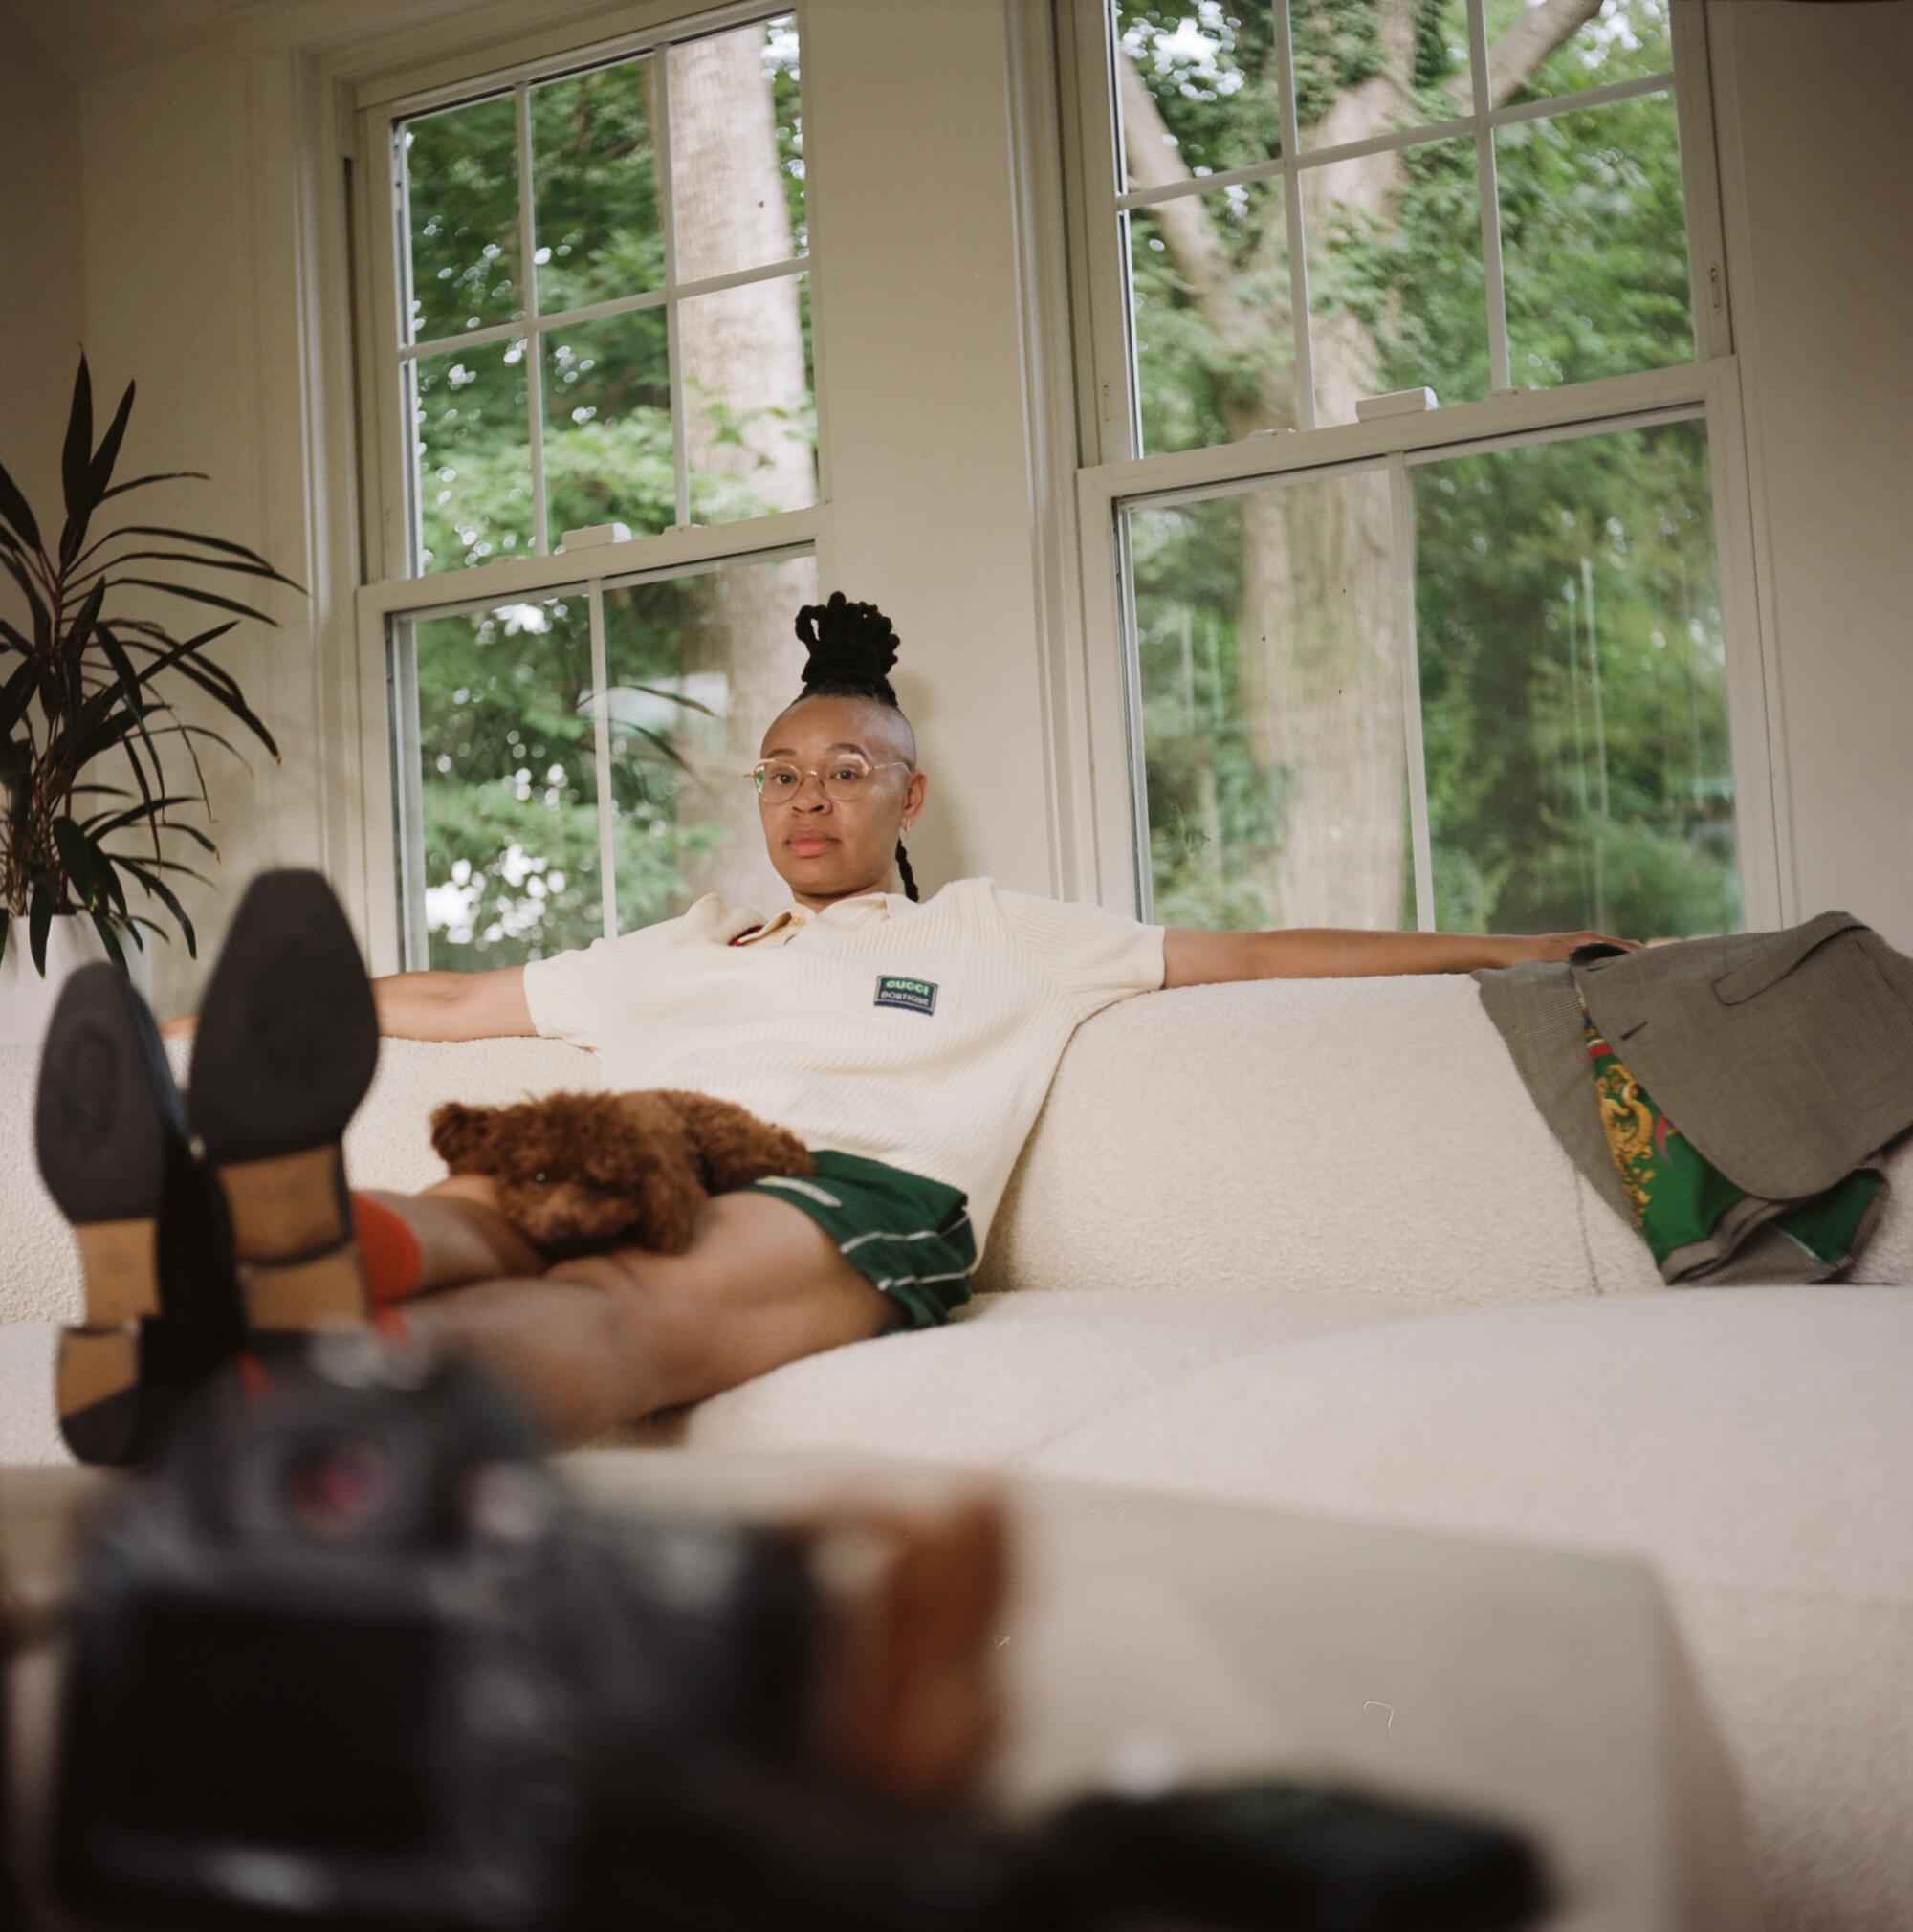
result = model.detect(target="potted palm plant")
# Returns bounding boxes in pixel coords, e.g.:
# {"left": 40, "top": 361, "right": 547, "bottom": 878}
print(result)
{"left": 0, "top": 354, "right": 300, "bottom": 1043}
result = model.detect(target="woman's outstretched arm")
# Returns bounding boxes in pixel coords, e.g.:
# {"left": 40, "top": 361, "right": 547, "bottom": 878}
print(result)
{"left": 1161, "top": 925, "right": 1639, "bottom": 990}
{"left": 162, "top": 965, "right": 535, "bottom": 1042}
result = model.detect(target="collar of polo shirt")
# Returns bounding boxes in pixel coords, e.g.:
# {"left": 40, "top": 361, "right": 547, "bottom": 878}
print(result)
{"left": 735, "top": 888, "right": 894, "bottom": 946}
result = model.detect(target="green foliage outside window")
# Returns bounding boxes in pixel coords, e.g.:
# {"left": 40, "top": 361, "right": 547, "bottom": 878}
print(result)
{"left": 400, "top": 19, "right": 808, "bottom": 965}
{"left": 1123, "top": 0, "right": 1734, "bottom": 941}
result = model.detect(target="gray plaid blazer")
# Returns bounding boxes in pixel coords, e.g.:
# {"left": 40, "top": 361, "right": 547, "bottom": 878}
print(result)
{"left": 1475, "top": 911, "right": 1913, "bottom": 1284}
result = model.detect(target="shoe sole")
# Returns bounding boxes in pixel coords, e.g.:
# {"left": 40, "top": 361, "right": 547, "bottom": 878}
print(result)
{"left": 187, "top": 870, "right": 380, "bottom": 1350}
{"left": 33, "top": 965, "right": 183, "bottom": 1464}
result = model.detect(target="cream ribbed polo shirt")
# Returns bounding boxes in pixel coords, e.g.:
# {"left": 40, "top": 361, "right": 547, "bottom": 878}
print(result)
{"left": 519, "top": 876, "right": 1166, "bottom": 1260}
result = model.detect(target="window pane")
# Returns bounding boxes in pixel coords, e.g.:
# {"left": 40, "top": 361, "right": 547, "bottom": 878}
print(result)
{"left": 1113, "top": 3, "right": 1269, "bottom": 194}
{"left": 1485, "top": 0, "right": 1672, "bottom": 108}
{"left": 1129, "top": 184, "right": 1295, "bottom": 455}
{"left": 542, "top": 309, "right": 671, "bottom": 542}
{"left": 411, "top": 337, "right": 533, "bottom": 573}
{"left": 1303, "top": 139, "right": 1486, "bottom": 424}
{"left": 1292, "top": 0, "right": 1474, "bottom": 143}
{"left": 603, "top": 551, "right": 818, "bottom": 923}
{"left": 1128, "top": 467, "right": 1412, "bottom": 932}
{"left": 682, "top": 273, "right": 816, "bottom": 525}
{"left": 1498, "top": 91, "right": 1692, "bottom": 389}
{"left": 670, "top": 15, "right": 805, "bottom": 286}
{"left": 409, "top": 594, "right": 604, "bottom": 967}
{"left": 532, "top": 56, "right": 663, "bottom": 315}
{"left": 1415, "top": 418, "right": 1737, "bottom": 938}
{"left": 402, "top": 95, "right": 523, "bottom": 345}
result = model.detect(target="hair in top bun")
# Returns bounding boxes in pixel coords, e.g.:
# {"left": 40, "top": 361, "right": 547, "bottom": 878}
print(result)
{"left": 784, "top": 591, "right": 920, "bottom": 902}
{"left": 794, "top": 591, "right": 901, "bottom": 705}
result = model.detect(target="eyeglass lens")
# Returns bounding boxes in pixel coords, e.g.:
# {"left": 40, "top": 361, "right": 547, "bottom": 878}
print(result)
{"left": 757, "top": 758, "right": 876, "bottom": 801}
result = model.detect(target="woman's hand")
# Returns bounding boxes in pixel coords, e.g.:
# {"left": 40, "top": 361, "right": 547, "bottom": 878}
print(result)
{"left": 1488, "top": 931, "right": 1643, "bottom": 968}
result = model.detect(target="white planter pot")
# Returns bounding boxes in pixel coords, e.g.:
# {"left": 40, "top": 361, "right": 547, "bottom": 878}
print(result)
{"left": 0, "top": 912, "right": 157, "bottom": 1050}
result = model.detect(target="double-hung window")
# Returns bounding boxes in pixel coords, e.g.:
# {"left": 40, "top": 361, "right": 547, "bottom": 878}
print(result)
{"left": 356, "top": 4, "right": 820, "bottom": 968}
{"left": 1060, "top": 0, "right": 1775, "bottom": 939}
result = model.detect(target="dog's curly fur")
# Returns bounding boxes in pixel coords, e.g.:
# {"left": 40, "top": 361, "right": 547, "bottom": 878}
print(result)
{"left": 429, "top": 1088, "right": 816, "bottom": 1258}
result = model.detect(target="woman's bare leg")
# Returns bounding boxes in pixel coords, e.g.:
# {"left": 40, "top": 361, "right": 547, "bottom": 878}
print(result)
{"left": 397, "top": 1190, "right": 903, "bottom": 1444}
{"left": 357, "top": 1177, "right": 546, "bottom": 1291}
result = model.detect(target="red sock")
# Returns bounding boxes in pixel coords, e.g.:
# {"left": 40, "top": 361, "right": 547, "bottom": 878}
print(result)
{"left": 238, "top": 1307, "right": 410, "bottom": 1369}
{"left": 352, "top": 1195, "right": 424, "bottom": 1306}
{"left": 371, "top": 1306, "right": 413, "bottom": 1346}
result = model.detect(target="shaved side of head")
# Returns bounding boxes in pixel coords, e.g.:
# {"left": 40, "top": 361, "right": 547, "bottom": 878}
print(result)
{"left": 766, "top": 691, "right": 916, "bottom": 770}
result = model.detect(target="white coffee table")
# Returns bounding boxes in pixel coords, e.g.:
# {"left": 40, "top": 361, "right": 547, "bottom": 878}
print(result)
{"left": 3, "top": 1449, "right": 1757, "bottom": 1929}
{"left": 567, "top": 1448, "right": 1757, "bottom": 1931}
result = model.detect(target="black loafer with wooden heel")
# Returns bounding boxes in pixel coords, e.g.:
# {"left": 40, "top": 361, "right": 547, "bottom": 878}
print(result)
{"left": 33, "top": 965, "right": 244, "bottom": 1466}
{"left": 187, "top": 868, "right": 382, "bottom": 1360}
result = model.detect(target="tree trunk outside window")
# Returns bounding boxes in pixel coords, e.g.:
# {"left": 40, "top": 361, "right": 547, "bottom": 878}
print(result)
{"left": 667, "top": 33, "right": 816, "bottom": 911}
{"left": 1119, "top": 0, "right": 1601, "bottom": 928}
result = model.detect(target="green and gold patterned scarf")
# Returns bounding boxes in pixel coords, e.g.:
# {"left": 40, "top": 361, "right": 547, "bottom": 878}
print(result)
{"left": 1584, "top": 1020, "right": 1881, "bottom": 1269}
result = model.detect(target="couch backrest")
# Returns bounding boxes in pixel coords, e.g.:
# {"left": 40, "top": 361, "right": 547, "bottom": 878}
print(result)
{"left": 999, "top": 975, "right": 1907, "bottom": 1302}
{"left": 6, "top": 977, "right": 1906, "bottom": 1326}
{"left": 976, "top": 974, "right": 1665, "bottom": 1302}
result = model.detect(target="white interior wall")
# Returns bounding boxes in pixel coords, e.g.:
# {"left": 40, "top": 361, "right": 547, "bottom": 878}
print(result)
{"left": 70, "top": 41, "right": 297, "bottom": 1020}
{"left": 0, "top": 3, "right": 85, "bottom": 527}
{"left": 802, "top": 0, "right": 1060, "bottom": 909}
{"left": 6, "top": 0, "right": 1911, "bottom": 1017}
{"left": 1711, "top": 0, "right": 1913, "bottom": 951}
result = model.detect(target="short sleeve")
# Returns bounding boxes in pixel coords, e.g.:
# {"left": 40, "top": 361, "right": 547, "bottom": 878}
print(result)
{"left": 520, "top": 895, "right": 742, "bottom": 1048}
{"left": 992, "top": 884, "right": 1166, "bottom": 1026}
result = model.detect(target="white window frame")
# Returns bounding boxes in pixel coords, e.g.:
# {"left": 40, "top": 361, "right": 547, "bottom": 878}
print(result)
{"left": 345, "top": 0, "right": 827, "bottom": 968}
{"left": 383, "top": 538, "right": 816, "bottom": 963}
{"left": 1052, "top": 0, "right": 1793, "bottom": 933}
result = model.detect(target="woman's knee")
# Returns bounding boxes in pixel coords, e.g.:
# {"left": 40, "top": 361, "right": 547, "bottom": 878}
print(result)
{"left": 541, "top": 1247, "right": 720, "bottom": 1379}
{"left": 541, "top": 1250, "right": 635, "bottom": 1295}
{"left": 544, "top": 1246, "right": 708, "bottom": 1302}
{"left": 419, "top": 1174, "right": 505, "bottom": 1210}
{"left": 542, "top": 1211, "right": 896, "bottom": 1408}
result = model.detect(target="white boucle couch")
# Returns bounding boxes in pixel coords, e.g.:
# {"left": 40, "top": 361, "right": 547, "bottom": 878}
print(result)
{"left": 3, "top": 975, "right": 1911, "bottom": 1932}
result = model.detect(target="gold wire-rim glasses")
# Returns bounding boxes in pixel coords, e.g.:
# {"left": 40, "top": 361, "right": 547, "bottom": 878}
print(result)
{"left": 745, "top": 757, "right": 914, "bottom": 803}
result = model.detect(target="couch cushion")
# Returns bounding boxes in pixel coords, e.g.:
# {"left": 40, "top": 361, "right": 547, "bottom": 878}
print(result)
{"left": 1018, "top": 1286, "right": 1913, "bottom": 1932}
{"left": 587, "top": 1285, "right": 1484, "bottom": 1465}
{"left": 1021, "top": 1285, "right": 1911, "bottom": 1601}
{"left": 0, "top": 1325, "right": 59, "bottom": 1468}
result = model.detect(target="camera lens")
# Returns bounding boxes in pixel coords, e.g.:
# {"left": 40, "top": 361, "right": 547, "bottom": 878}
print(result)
{"left": 283, "top": 1438, "right": 397, "bottom": 1540}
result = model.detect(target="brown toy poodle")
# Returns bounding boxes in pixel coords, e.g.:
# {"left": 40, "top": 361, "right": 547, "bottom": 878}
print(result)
{"left": 429, "top": 1087, "right": 816, "bottom": 1258}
